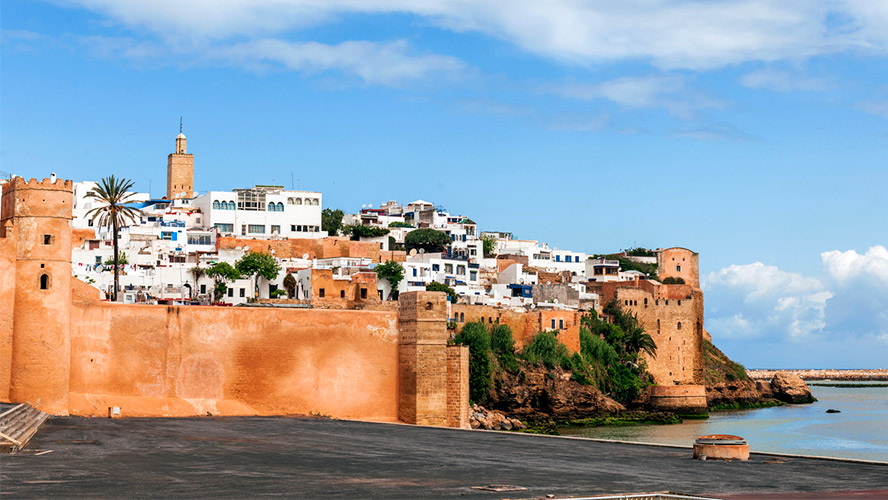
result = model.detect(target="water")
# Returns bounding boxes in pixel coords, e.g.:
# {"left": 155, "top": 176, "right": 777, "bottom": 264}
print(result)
{"left": 560, "top": 382, "right": 888, "bottom": 462}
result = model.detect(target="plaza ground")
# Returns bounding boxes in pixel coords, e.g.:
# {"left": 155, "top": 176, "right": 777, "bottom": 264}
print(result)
{"left": 2, "top": 415, "right": 886, "bottom": 499}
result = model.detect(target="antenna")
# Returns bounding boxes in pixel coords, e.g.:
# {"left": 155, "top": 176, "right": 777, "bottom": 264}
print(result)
{"left": 291, "top": 172, "right": 295, "bottom": 190}
{"left": 179, "top": 116, "right": 183, "bottom": 134}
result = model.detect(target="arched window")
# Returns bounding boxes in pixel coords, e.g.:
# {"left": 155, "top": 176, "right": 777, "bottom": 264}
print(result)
{"left": 288, "top": 197, "right": 295, "bottom": 205}
{"left": 676, "top": 265, "right": 682, "bottom": 272}
{"left": 278, "top": 202, "right": 284, "bottom": 211}
{"left": 213, "top": 201, "right": 220, "bottom": 209}
{"left": 295, "top": 198, "right": 303, "bottom": 205}
{"left": 677, "top": 322, "right": 682, "bottom": 330}
{"left": 229, "top": 201, "right": 235, "bottom": 210}
{"left": 220, "top": 201, "right": 227, "bottom": 210}
{"left": 268, "top": 204, "right": 275, "bottom": 212}
{"left": 40, "top": 273, "right": 50, "bottom": 290}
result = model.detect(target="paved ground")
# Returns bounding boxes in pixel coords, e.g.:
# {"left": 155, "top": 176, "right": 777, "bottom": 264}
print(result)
{"left": 2, "top": 416, "right": 886, "bottom": 499}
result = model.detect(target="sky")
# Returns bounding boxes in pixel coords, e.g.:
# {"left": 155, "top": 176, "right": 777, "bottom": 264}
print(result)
{"left": 2, "top": 1, "right": 887, "bottom": 368}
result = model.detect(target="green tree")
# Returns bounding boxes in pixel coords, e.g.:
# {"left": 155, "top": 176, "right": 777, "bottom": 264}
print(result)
{"left": 282, "top": 273, "right": 297, "bottom": 299}
{"left": 387, "top": 221, "right": 413, "bottom": 228}
{"left": 374, "top": 261, "right": 404, "bottom": 298}
{"left": 236, "top": 251, "right": 282, "bottom": 298}
{"left": 404, "top": 228, "right": 451, "bottom": 253}
{"left": 519, "top": 331, "right": 572, "bottom": 370}
{"left": 85, "top": 176, "right": 143, "bottom": 301}
{"left": 452, "top": 321, "right": 492, "bottom": 404}
{"left": 321, "top": 208, "right": 344, "bottom": 236}
{"left": 103, "top": 251, "right": 129, "bottom": 266}
{"left": 343, "top": 224, "right": 390, "bottom": 240}
{"left": 425, "top": 281, "right": 456, "bottom": 302}
{"left": 206, "top": 262, "right": 240, "bottom": 301}
{"left": 489, "top": 323, "right": 518, "bottom": 372}
{"left": 481, "top": 235, "right": 497, "bottom": 258}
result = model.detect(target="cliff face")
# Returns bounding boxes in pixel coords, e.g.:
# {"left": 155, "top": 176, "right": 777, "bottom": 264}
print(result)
{"left": 702, "top": 340, "right": 769, "bottom": 407}
{"left": 488, "top": 364, "right": 624, "bottom": 422}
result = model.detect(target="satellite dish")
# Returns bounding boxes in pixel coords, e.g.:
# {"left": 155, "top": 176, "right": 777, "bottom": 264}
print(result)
{"left": 302, "top": 253, "right": 310, "bottom": 260}
{"left": 362, "top": 204, "right": 367, "bottom": 209}
{"left": 243, "top": 245, "right": 249, "bottom": 251}
{"left": 408, "top": 249, "right": 417, "bottom": 257}
{"left": 418, "top": 248, "right": 425, "bottom": 254}
{"left": 235, "top": 246, "right": 242, "bottom": 250}
{"left": 368, "top": 204, "right": 373, "bottom": 208}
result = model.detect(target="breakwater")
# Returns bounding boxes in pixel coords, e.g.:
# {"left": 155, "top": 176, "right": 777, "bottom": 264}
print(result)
{"left": 747, "top": 369, "right": 888, "bottom": 381}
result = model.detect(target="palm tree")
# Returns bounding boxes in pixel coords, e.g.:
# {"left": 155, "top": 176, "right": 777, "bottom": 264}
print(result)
{"left": 85, "top": 176, "right": 143, "bottom": 301}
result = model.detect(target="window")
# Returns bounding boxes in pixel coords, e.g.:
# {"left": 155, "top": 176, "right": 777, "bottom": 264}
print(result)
{"left": 445, "top": 264, "right": 453, "bottom": 274}
{"left": 470, "top": 271, "right": 477, "bottom": 281}
{"left": 160, "top": 231, "right": 176, "bottom": 240}
{"left": 460, "top": 312, "right": 464, "bottom": 322}
{"left": 644, "top": 298, "right": 648, "bottom": 307}
{"left": 559, "top": 319, "right": 564, "bottom": 329}
{"left": 676, "top": 265, "right": 681, "bottom": 272}
{"left": 228, "top": 288, "right": 234, "bottom": 297}
{"left": 294, "top": 198, "right": 303, "bottom": 205}
{"left": 319, "top": 288, "right": 325, "bottom": 298}
{"left": 213, "top": 200, "right": 221, "bottom": 209}
{"left": 43, "top": 234, "right": 52, "bottom": 245}
{"left": 551, "top": 319, "right": 556, "bottom": 329}
{"left": 457, "top": 265, "right": 465, "bottom": 275}
{"left": 432, "top": 264, "right": 440, "bottom": 271}
{"left": 187, "top": 234, "right": 212, "bottom": 245}
{"left": 248, "top": 225, "right": 265, "bottom": 234}
{"left": 215, "top": 223, "right": 234, "bottom": 233}
{"left": 200, "top": 284, "right": 207, "bottom": 295}
{"left": 360, "top": 288, "right": 367, "bottom": 299}
{"left": 271, "top": 225, "right": 281, "bottom": 235}
{"left": 678, "top": 300, "right": 682, "bottom": 306}
{"left": 555, "top": 255, "right": 561, "bottom": 262}
{"left": 240, "top": 288, "right": 246, "bottom": 297}
{"left": 237, "top": 190, "right": 266, "bottom": 211}
{"left": 95, "top": 256, "right": 102, "bottom": 265}
{"left": 340, "top": 290, "right": 345, "bottom": 298}
{"left": 40, "top": 274, "right": 50, "bottom": 290}
{"left": 412, "top": 268, "right": 417, "bottom": 277}
{"left": 677, "top": 322, "right": 682, "bottom": 330}
{"left": 291, "top": 225, "right": 297, "bottom": 232}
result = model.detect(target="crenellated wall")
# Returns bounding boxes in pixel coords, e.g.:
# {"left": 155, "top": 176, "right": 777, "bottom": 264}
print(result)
{"left": 0, "top": 177, "right": 467, "bottom": 427}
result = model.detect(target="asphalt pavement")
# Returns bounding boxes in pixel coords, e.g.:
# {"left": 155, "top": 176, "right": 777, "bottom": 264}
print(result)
{"left": 2, "top": 415, "right": 886, "bottom": 499}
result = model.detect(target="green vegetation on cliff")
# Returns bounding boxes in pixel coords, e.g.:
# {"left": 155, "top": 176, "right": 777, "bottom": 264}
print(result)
{"left": 452, "top": 300, "right": 657, "bottom": 406}
{"left": 702, "top": 339, "right": 749, "bottom": 385}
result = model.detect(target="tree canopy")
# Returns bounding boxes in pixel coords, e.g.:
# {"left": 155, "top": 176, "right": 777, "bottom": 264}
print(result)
{"left": 374, "top": 261, "right": 404, "bottom": 296}
{"left": 343, "top": 224, "right": 390, "bottom": 240}
{"left": 405, "top": 228, "right": 451, "bottom": 253}
{"left": 235, "top": 251, "right": 281, "bottom": 281}
{"left": 321, "top": 208, "right": 344, "bottom": 236}
{"left": 426, "top": 281, "right": 456, "bottom": 302}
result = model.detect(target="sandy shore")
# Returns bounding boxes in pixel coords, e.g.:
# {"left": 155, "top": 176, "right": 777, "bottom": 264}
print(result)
{"left": 747, "top": 369, "right": 888, "bottom": 381}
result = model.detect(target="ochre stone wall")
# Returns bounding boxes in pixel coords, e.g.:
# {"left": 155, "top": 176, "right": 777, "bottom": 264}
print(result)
{"left": 657, "top": 247, "right": 699, "bottom": 288}
{"left": 217, "top": 236, "right": 397, "bottom": 263}
{"left": 446, "top": 344, "right": 470, "bottom": 429}
{"left": 398, "top": 291, "right": 449, "bottom": 426}
{"left": 0, "top": 221, "right": 16, "bottom": 401}
{"left": 450, "top": 304, "right": 581, "bottom": 353}
{"left": 67, "top": 301, "right": 401, "bottom": 419}
{"left": 310, "top": 269, "right": 381, "bottom": 308}
{"left": 3, "top": 177, "right": 74, "bottom": 414}
{"left": 166, "top": 151, "right": 194, "bottom": 200}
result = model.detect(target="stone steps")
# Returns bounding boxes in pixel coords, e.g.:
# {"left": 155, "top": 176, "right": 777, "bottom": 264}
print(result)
{"left": 0, "top": 404, "right": 50, "bottom": 453}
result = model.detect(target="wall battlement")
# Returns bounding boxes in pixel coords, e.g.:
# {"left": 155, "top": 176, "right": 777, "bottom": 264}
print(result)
{"left": 0, "top": 177, "right": 469, "bottom": 427}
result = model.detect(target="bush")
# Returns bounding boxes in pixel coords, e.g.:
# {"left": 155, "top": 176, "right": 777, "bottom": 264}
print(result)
{"left": 519, "top": 331, "right": 572, "bottom": 370}
{"left": 452, "top": 322, "right": 492, "bottom": 404}
{"left": 388, "top": 221, "right": 413, "bottom": 228}
{"left": 662, "top": 276, "right": 686, "bottom": 284}
{"left": 270, "top": 289, "right": 287, "bottom": 298}
{"left": 490, "top": 324, "right": 519, "bottom": 373}
{"left": 426, "top": 281, "right": 456, "bottom": 302}
{"left": 343, "top": 225, "right": 390, "bottom": 240}
{"left": 405, "top": 228, "right": 451, "bottom": 253}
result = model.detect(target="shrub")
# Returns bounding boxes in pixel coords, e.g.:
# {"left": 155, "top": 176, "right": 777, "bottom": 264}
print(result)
{"left": 519, "top": 331, "right": 572, "bottom": 370}
{"left": 490, "top": 324, "right": 518, "bottom": 373}
{"left": 270, "top": 289, "right": 287, "bottom": 298}
{"left": 426, "top": 281, "right": 456, "bottom": 302}
{"left": 662, "top": 276, "right": 686, "bottom": 284}
{"left": 452, "top": 322, "right": 492, "bottom": 404}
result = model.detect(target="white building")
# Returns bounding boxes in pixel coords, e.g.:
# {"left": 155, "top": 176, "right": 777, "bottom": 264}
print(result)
{"left": 193, "top": 185, "right": 325, "bottom": 239}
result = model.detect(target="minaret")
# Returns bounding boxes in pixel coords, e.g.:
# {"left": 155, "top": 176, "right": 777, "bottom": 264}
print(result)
{"left": 166, "top": 118, "right": 194, "bottom": 199}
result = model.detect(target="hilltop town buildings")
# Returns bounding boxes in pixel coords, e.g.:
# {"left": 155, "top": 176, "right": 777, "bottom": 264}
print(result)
{"left": 1, "top": 128, "right": 707, "bottom": 397}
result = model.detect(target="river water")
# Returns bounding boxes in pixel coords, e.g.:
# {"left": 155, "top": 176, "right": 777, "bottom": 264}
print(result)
{"left": 559, "top": 382, "right": 888, "bottom": 462}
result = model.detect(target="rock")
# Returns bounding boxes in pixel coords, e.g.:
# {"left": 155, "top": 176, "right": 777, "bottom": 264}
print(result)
{"left": 499, "top": 420, "right": 513, "bottom": 431}
{"left": 510, "top": 418, "right": 526, "bottom": 430}
{"left": 755, "top": 380, "right": 774, "bottom": 398}
{"left": 826, "top": 408, "right": 841, "bottom": 413}
{"left": 770, "top": 372, "right": 815, "bottom": 404}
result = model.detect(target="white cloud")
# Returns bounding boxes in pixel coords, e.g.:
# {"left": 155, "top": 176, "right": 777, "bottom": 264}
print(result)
{"left": 702, "top": 262, "right": 831, "bottom": 340}
{"left": 57, "top": 0, "right": 888, "bottom": 69}
{"left": 212, "top": 39, "right": 464, "bottom": 85}
{"left": 705, "top": 247, "right": 888, "bottom": 345}
{"left": 741, "top": 68, "right": 830, "bottom": 91}
{"left": 855, "top": 101, "right": 888, "bottom": 118}
{"left": 548, "top": 75, "right": 723, "bottom": 120}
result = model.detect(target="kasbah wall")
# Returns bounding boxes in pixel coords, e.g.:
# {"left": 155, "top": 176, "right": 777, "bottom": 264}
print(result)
{"left": 0, "top": 177, "right": 468, "bottom": 428}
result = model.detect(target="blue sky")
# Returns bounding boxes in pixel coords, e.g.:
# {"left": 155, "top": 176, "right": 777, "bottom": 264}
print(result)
{"left": 3, "top": 1, "right": 887, "bottom": 368}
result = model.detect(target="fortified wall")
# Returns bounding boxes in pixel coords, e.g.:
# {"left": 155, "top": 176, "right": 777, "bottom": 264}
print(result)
{"left": 0, "top": 177, "right": 468, "bottom": 427}
{"left": 217, "top": 235, "right": 406, "bottom": 263}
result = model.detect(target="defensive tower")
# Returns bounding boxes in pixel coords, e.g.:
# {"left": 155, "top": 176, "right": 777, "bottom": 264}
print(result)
{"left": 1, "top": 176, "right": 73, "bottom": 414}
